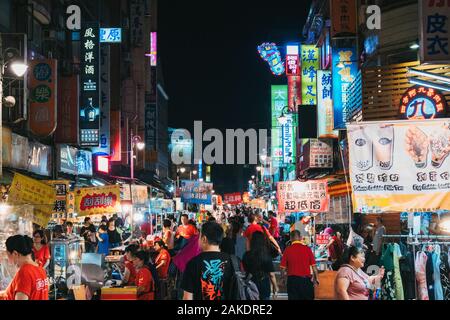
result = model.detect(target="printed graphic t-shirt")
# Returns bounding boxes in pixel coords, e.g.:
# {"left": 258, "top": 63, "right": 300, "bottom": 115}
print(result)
{"left": 5, "top": 263, "right": 49, "bottom": 300}
{"left": 181, "top": 251, "right": 233, "bottom": 300}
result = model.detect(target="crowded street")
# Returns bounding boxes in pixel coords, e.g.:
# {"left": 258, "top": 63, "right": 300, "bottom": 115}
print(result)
{"left": 0, "top": 0, "right": 450, "bottom": 308}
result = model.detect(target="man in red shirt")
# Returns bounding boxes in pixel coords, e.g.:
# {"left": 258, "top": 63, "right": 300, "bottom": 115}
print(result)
{"left": 243, "top": 213, "right": 281, "bottom": 254}
{"left": 280, "top": 230, "right": 319, "bottom": 300}
{"left": 176, "top": 214, "right": 198, "bottom": 240}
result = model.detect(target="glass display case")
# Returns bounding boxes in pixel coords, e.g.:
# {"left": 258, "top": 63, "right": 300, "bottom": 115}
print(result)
{"left": 0, "top": 205, "right": 34, "bottom": 290}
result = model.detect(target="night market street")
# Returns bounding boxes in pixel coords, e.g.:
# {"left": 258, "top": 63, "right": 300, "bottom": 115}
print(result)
{"left": 0, "top": 0, "right": 450, "bottom": 309}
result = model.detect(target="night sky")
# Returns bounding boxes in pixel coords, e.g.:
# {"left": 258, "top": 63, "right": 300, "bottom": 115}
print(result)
{"left": 159, "top": 0, "right": 312, "bottom": 193}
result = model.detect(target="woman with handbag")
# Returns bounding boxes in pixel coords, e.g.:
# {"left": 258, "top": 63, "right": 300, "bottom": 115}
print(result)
{"left": 242, "top": 231, "right": 279, "bottom": 300}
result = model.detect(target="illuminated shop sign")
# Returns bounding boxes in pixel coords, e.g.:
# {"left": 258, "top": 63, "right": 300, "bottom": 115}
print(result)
{"left": 399, "top": 86, "right": 447, "bottom": 120}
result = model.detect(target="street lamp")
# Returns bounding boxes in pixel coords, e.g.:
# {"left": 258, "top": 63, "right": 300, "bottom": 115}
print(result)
{"left": 191, "top": 169, "right": 197, "bottom": 180}
{"left": 277, "top": 106, "right": 290, "bottom": 126}
{"left": 130, "top": 130, "right": 145, "bottom": 182}
{"left": 1, "top": 34, "right": 28, "bottom": 177}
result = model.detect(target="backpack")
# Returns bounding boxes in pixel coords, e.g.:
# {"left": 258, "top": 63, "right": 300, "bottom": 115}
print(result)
{"left": 229, "top": 255, "right": 260, "bottom": 300}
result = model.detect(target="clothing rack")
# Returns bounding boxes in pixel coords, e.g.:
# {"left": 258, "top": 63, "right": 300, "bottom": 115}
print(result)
{"left": 382, "top": 234, "right": 450, "bottom": 300}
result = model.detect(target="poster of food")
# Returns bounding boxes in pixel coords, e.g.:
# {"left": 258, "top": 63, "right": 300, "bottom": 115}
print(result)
{"left": 348, "top": 119, "right": 450, "bottom": 213}
{"left": 277, "top": 180, "right": 329, "bottom": 214}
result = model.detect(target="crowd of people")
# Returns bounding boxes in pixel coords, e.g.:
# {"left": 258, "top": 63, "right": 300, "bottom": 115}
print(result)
{"left": 0, "top": 204, "right": 396, "bottom": 301}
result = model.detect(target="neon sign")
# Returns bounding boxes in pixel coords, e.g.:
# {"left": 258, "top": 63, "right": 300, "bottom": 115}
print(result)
{"left": 257, "top": 43, "right": 285, "bottom": 76}
{"left": 399, "top": 86, "right": 447, "bottom": 120}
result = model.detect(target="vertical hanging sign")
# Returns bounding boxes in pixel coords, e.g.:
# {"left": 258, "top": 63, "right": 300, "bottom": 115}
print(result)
{"left": 92, "top": 46, "right": 110, "bottom": 155}
{"left": 79, "top": 22, "right": 101, "bottom": 146}
{"left": 420, "top": 0, "right": 450, "bottom": 64}
{"left": 28, "top": 59, "right": 58, "bottom": 137}
{"left": 317, "top": 70, "right": 338, "bottom": 138}
{"left": 332, "top": 47, "right": 358, "bottom": 130}
{"left": 301, "top": 45, "right": 320, "bottom": 106}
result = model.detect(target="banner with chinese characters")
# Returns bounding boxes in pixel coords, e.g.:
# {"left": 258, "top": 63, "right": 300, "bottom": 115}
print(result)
{"left": 7, "top": 173, "right": 56, "bottom": 226}
{"left": 92, "top": 46, "right": 110, "bottom": 155}
{"left": 277, "top": 180, "right": 329, "bottom": 214}
{"left": 330, "top": 0, "right": 357, "bottom": 37}
{"left": 224, "top": 192, "right": 242, "bottom": 205}
{"left": 180, "top": 180, "right": 213, "bottom": 205}
{"left": 271, "top": 85, "right": 288, "bottom": 167}
{"left": 28, "top": 59, "right": 57, "bottom": 137}
{"left": 286, "top": 54, "right": 300, "bottom": 76}
{"left": 288, "top": 76, "right": 302, "bottom": 112}
{"left": 56, "top": 76, "right": 79, "bottom": 144}
{"left": 301, "top": 45, "right": 320, "bottom": 106}
{"left": 282, "top": 114, "right": 297, "bottom": 165}
{"left": 332, "top": 47, "right": 358, "bottom": 129}
{"left": 420, "top": 0, "right": 450, "bottom": 64}
{"left": 399, "top": 86, "right": 448, "bottom": 120}
{"left": 44, "top": 180, "right": 70, "bottom": 220}
{"left": 80, "top": 23, "right": 101, "bottom": 146}
{"left": 317, "top": 70, "right": 338, "bottom": 138}
{"left": 348, "top": 120, "right": 450, "bottom": 213}
{"left": 75, "top": 185, "right": 120, "bottom": 216}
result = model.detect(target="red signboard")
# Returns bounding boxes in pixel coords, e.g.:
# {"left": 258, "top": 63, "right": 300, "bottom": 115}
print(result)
{"left": 56, "top": 75, "right": 79, "bottom": 143}
{"left": 224, "top": 192, "right": 242, "bottom": 205}
{"left": 399, "top": 86, "right": 447, "bottom": 120}
{"left": 28, "top": 59, "right": 58, "bottom": 137}
{"left": 288, "top": 76, "right": 302, "bottom": 112}
{"left": 316, "top": 234, "right": 330, "bottom": 245}
{"left": 286, "top": 54, "right": 300, "bottom": 76}
{"left": 277, "top": 180, "right": 329, "bottom": 213}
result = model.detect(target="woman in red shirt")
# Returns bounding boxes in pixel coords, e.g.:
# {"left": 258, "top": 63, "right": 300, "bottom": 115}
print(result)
{"left": 32, "top": 230, "right": 51, "bottom": 269}
{"left": 154, "top": 240, "right": 171, "bottom": 279}
{"left": 131, "top": 250, "right": 155, "bottom": 300}
{"left": 123, "top": 244, "right": 139, "bottom": 285}
{"left": 0, "top": 235, "right": 49, "bottom": 300}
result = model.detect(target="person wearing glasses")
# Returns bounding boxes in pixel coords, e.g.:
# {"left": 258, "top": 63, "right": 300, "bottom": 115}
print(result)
{"left": 32, "top": 230, "right": 51, "bottom": 270}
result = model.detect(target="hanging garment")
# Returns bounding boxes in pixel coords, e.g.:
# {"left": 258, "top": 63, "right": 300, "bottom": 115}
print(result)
{"left": 399, "top": 242, "right": 416, "bottom": 300}
{"left": 426, "top": 251, "right": 435, "bottom": 300}
{"left": 392, "top": 243, "right": 404, "bottom": 300}
{"left": 380, "top": 244, "right": 396, "bottom": 300}
{"left": 432, "top": 246, "right": 444, "bottom": 300}
{"left": 381, "top": 270, "right": 396, "bottom": 300}
{"left": 415, "top": 251, "right": 429, "bottom": 300}
{"left": 440, "top": 250, "right": 450, "bottom": 300}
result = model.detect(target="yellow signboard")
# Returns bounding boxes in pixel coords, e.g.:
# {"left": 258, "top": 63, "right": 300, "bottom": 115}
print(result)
{"left": 8, "top": 173, "right": 56, "bottom": 226}
{"left": 75, "top": 185, "right": 121, "bottom": 216}
{"left": 44, "top": 180, "right": 71, "bottom": 220}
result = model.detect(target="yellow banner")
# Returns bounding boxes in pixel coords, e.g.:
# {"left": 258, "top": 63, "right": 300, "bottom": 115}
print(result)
{"left": 43, "top": 180, "right": 70, "bottom": 220}
{"left": 8, "top": 173, "right": 56, "bottom": 226}
{"left": 75, "top": 185, "right": 121, "bottom": 216}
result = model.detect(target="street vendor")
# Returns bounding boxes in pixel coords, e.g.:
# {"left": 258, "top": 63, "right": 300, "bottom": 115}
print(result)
{"left": 154, "top": 240, "right": 170, "bottom": 279}
{"left": 32, "top": 230, "right": 51, "bottom": 269}
{"left": 123, "top": 244, "right": 139, "bottom": 285}
{"left": 0, "top": 235, "right": 49, "bottom": 300}
{"left": 131, "top": 250, "right": 155, "bottom": 300}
